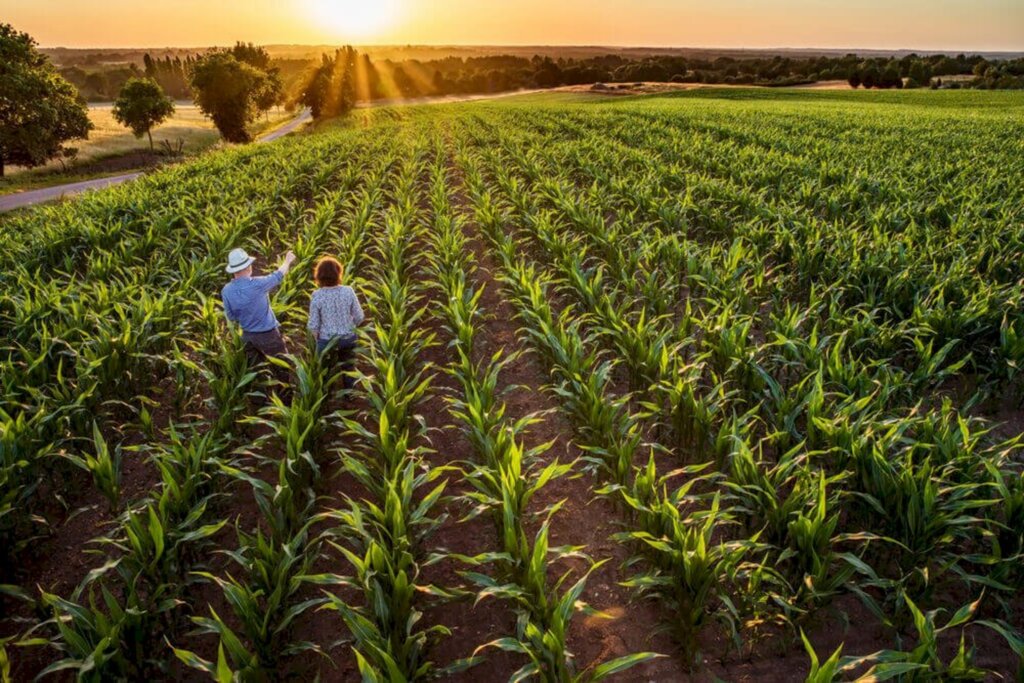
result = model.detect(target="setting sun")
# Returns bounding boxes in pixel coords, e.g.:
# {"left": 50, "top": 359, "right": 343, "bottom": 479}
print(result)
{"left": 306, "top": 0, "right": 400, "bottom": 39}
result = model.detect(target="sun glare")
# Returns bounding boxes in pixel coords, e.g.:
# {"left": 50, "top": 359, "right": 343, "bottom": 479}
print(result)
{"left": 306, "top": 0, "right": 400, "bottom": 39}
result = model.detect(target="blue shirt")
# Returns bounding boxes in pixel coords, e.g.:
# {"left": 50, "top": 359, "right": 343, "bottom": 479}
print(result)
{"left": 222, "top": 270, "right": 284, "bottom": 333}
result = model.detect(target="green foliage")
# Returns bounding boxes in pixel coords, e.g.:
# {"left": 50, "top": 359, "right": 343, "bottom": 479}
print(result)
{"left": 801, "top": 630, "right": 844, "bottom": 683}
{"left": 0, "top": 638, "right": 11, "bottom": 683}
{"left": 841, "top": 595, "right": 990, "bottom": 680}
{"left": 112, "top": 77, "right": 175, "bottom": 149}
{"left": 63, "top": 423, "right": 122, "bottom": 514}
{"left": 230, "top": 42, "right": 283, "bottom": 112}
{"left": 189, "top": 51, "right": 274, "bottom": 143}
{"left": 0, "top": 23, "right": 92, "bottom": 175}
{"left": 296, "top": 46, "right": 360, "bottom": 120}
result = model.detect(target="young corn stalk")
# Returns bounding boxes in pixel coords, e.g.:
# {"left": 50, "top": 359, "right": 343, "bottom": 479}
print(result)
{"left": 63, "top": 423, "right": 122, "bottom": 514}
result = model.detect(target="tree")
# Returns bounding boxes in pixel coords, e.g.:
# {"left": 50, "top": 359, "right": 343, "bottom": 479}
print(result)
{"left": 908, "top": 60, "right": 932, "bottom": 88}
{"left": 432, "top": 70, "right": 450, "bottom": 95}
{"left": 231, "top": 42, "right": 272, "bottom": 71}
{"left": 532, "top": 57, "right": 562, "bottom": 88}
{"left": 933, "top": 56, "right": 961, "bottom": 76}
{"left": 296, "top": 47, "right": 359, "bottom": 120}
{"left": 189, "top": 51, "right": 269, "bottom": 143}
{"left": 112, "top": 77, "right": 175, "bottom": 150}
{"left": 880, "top": 65, "right": 903, "bottom": 89}
{"left": 142, "top": 52, "right": 194, "bottom": 99}
{"left": 231, "top": 42, "right": 282, "bottom": 114}
{"left": 392, "top": 66, "right": 418, "bottom": 97}
{"left": 0, "top": 23, "right": 92, "bottom": 177}
{"left": 84, "top": 72, "right": 109, "bottom": 98}
{"left": 255, "top": 69, "right": 283, "bottom": 114}
{"left": 860, "top": 63, "right": 880, "bottom": 89}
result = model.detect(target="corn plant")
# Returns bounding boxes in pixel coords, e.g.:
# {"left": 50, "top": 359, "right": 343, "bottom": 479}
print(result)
{"left": 801, "top": 630, "right": 844, "bottom": 683}
{"left": 0, "top": 637, "right": 10, "bottom": 683}
{"left": 322, "top": 526, "right": 454, "bottom": 680}
{"left": 181, "top": 524, "right": 325, "bottom": 673}
{"left": 63, "top": 423, "right": 122, "bottom": 514}
{"left": 723, "top": 441, "right": 812, "bottom": 547}
{"left": 981, "top": 462, "right": 1024, "bottom": 589}
{"left": 618, "top": 493, "right": 753, "bottom": 664}
{"left": 0, "top": 407, "right": 55, "bottom": 559}
{"left": 478, "top": 527, "right": 662, "bottom": 682}
{"left": 840, "top": 595, "right": 991, "bottom": 681}
{"left": 29, "top": 586, "right": 150, "bottom": 681}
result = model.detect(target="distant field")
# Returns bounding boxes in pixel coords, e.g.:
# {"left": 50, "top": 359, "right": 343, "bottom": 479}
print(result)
{"left": 76, "top": 103, "right": 231, "bottom": 160}
{"left": 2, "top": 88, "right": 1024, "bottom": 682}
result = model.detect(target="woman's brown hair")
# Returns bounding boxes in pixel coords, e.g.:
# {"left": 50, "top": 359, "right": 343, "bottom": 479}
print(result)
{"left": 314, "top": 256, "right": 343, "bottom": 287}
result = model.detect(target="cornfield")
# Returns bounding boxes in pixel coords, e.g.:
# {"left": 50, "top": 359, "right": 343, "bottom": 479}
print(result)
{"left": 1, "top": 88, "right": 1023, "bottom": 681}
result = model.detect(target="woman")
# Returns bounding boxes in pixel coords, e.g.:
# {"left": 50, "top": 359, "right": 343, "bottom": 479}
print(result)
{"left": 307, "top": 256, "right": 365, "bottom": 387}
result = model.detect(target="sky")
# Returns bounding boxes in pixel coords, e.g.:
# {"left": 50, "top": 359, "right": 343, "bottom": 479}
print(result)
{"left": 3, "top": 0, "right": 1022, "bottom": 51}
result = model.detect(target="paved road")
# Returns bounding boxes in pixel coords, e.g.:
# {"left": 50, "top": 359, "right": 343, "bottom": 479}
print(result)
{"left": 0, "top": 173, "right": 146, "bottom": 213}
{"left": 259, "top": 109, "right": 312, "bottom": 142}
{"left": 0, "top": 89, "right": 546, "bottom": 213}
{"left": 0, "top": 110, "right": 312, "bottom": 213}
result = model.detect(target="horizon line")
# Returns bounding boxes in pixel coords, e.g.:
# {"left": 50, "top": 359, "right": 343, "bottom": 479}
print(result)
{"left": 38, "top": 42, "right": 1024, "bottom": 55}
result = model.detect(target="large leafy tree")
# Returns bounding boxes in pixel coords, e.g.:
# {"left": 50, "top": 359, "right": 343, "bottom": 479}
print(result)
{"left": 230, "top": 42, "right": 283, "bottom": 114}
{"left": 189, "top": 45, "right": 283, "bottom": 143}
{"left": 189, "top": 51, "right": 270, "bottom": 143}
{"left": 112, "top": 77, "right": 175, "bottom": 150}
{"left": 0, "top": 23, "right": 92, "bottom": 177}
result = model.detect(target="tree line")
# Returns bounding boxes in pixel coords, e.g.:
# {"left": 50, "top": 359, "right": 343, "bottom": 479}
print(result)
{"left": 397, "top": 52, "right": 1024, "bottom": 95}
{"left": 845, "top": 54, "right": 1024, "bottom": 89}
{"left": 142, "top": 54, "right": 196, "bottom": 99}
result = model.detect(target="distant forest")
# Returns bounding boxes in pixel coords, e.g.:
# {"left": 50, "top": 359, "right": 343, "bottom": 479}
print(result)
{"left": 52, "top": 47, "right": 1024, "bottom": 103}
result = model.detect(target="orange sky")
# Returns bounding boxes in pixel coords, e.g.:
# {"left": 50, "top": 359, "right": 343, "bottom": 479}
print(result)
{"left": 3, "top": 0, "right": 1022, "bottom": 51}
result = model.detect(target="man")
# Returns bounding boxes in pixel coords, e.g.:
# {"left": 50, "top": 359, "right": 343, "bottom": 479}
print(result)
{"left": 222, "top": 247, "right": 297, "bottom": 371}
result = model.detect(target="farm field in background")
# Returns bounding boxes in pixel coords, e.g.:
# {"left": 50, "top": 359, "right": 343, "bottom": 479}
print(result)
{"left": 0, "top": 104, "right": 295, "bottom": 195}
{"left": 1, "top": 89, "right": 1023, "bottom": 681}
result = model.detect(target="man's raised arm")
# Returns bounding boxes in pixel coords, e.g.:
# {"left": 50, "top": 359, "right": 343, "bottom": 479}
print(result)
{"left": 256, "top": 250, "right": 297, "bottom": 291}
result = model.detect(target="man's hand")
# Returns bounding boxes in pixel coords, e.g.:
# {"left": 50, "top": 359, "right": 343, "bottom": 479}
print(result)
{"left": 280, "top": 250, "right": 297, "bottom": 274}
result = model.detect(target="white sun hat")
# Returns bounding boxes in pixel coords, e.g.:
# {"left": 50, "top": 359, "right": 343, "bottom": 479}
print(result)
{"left": 225, "top": 248, "right": 256, "bottom": 274}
